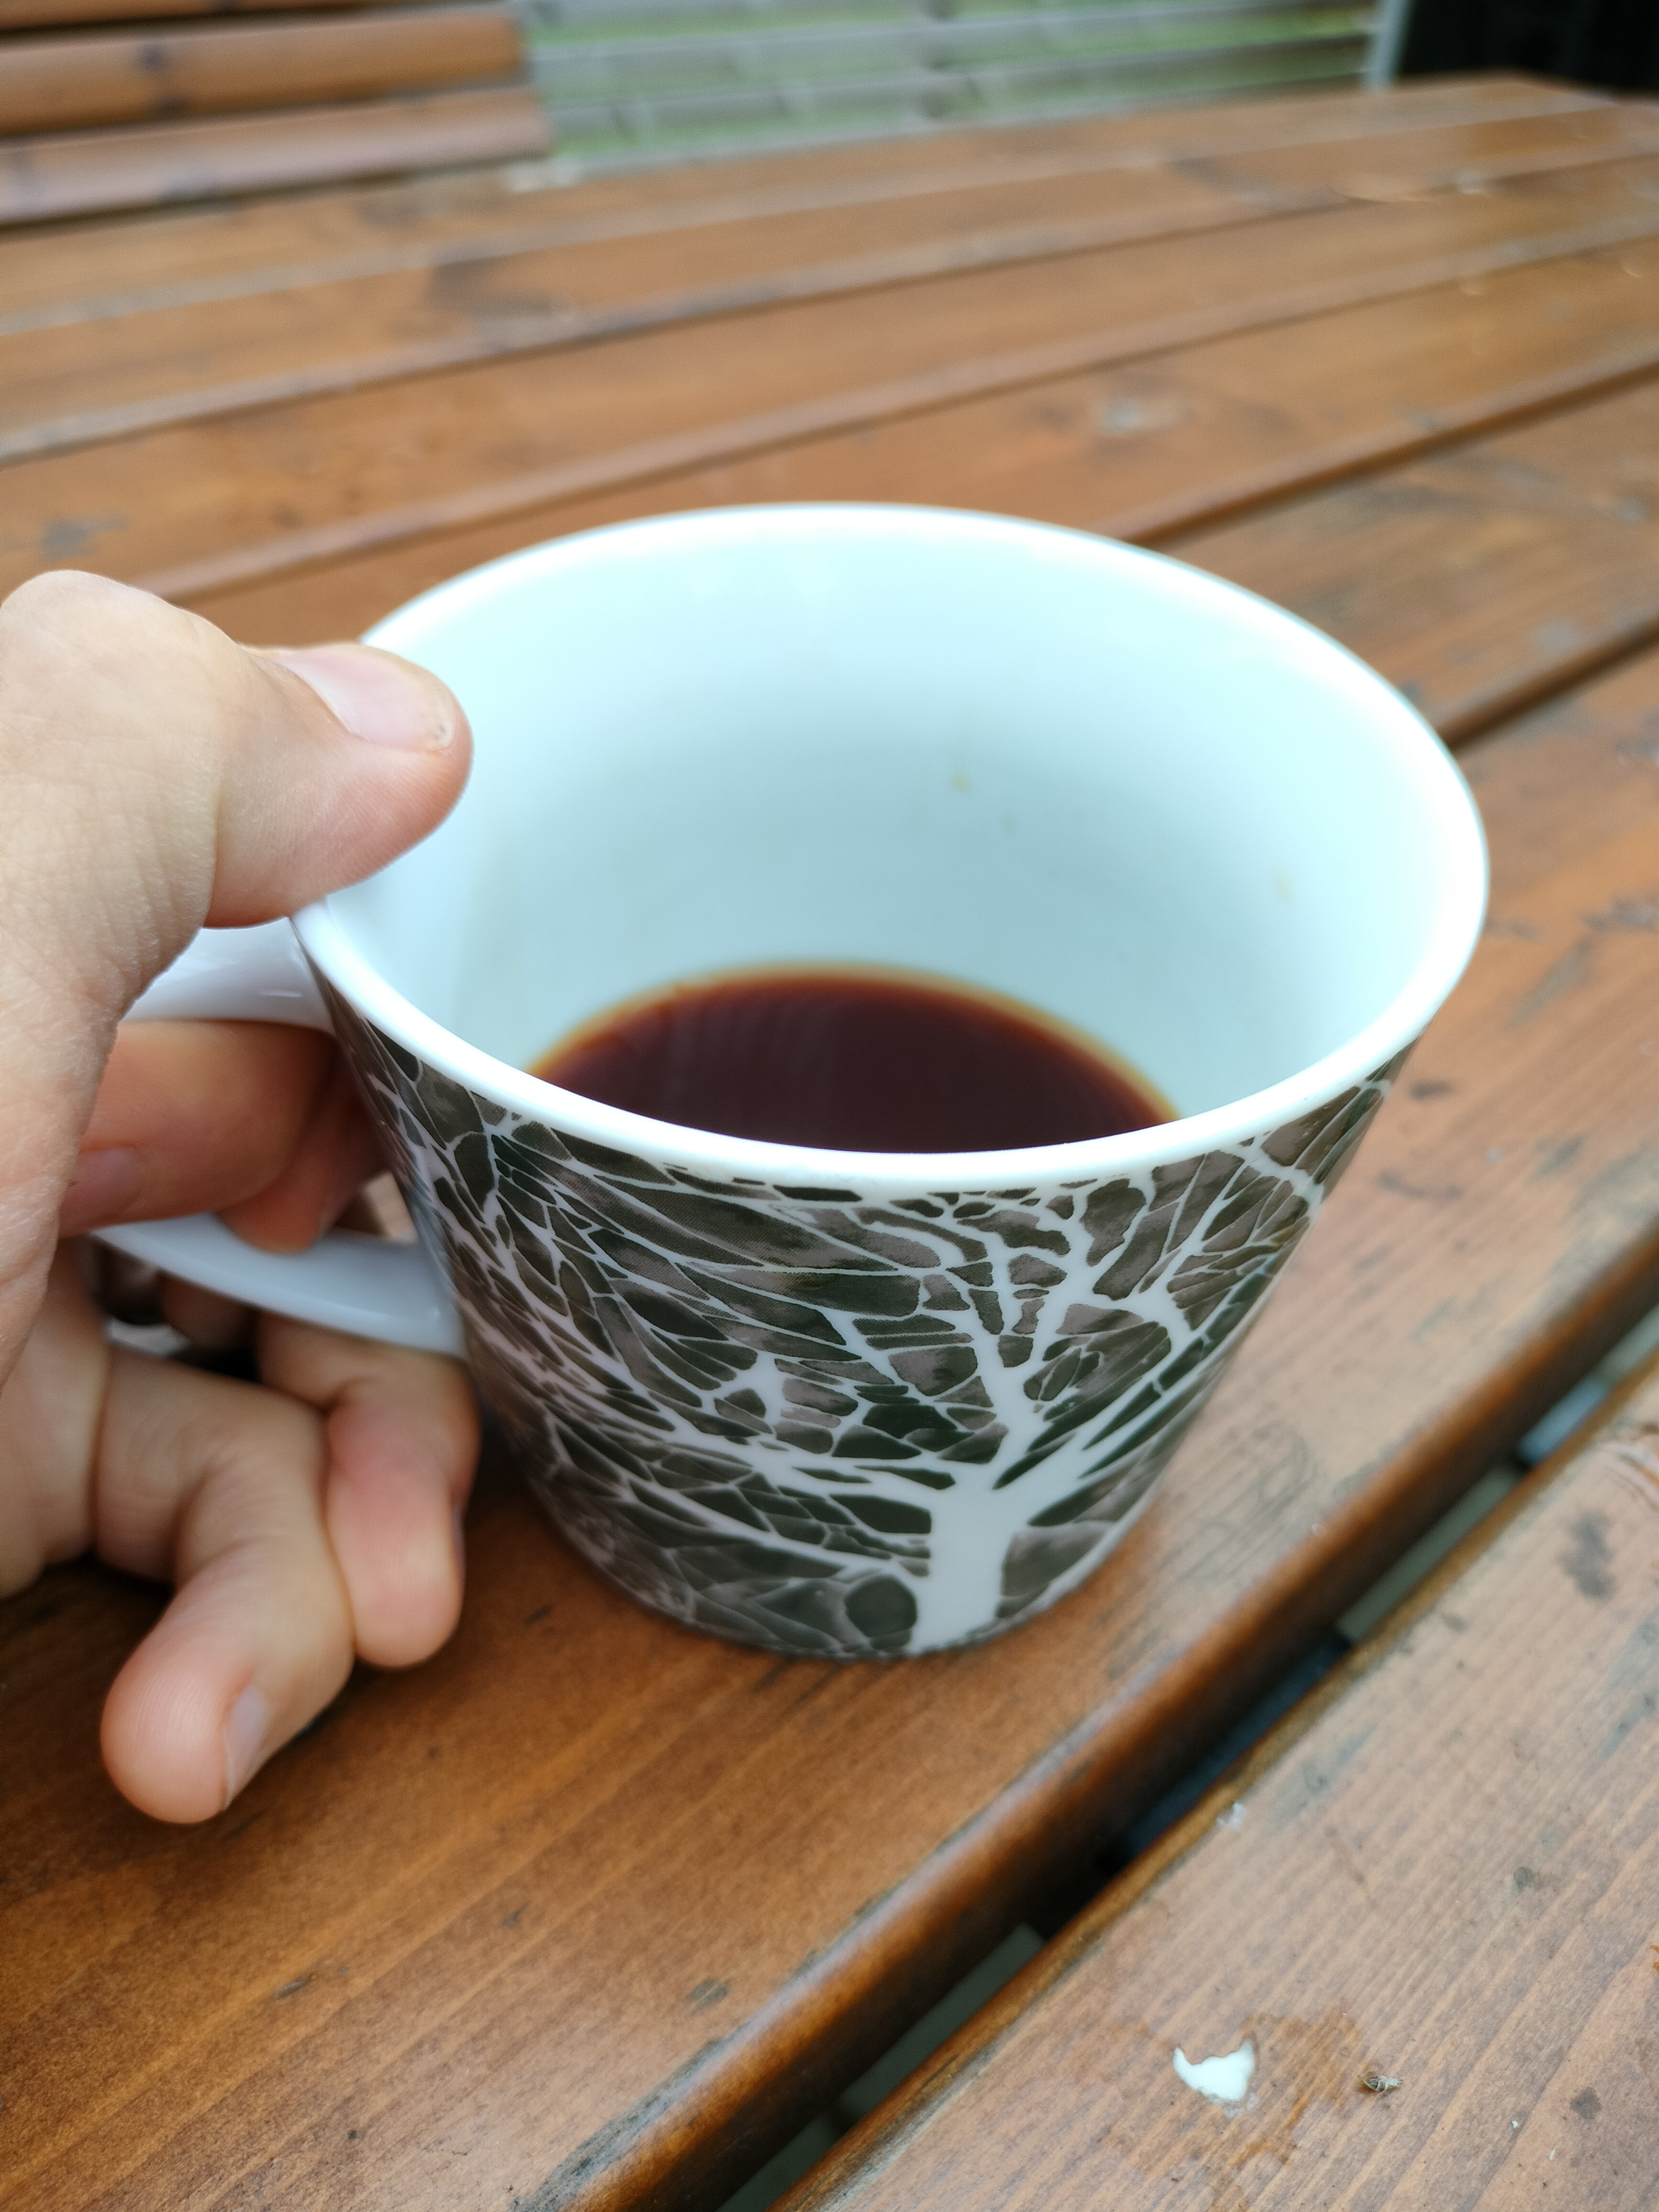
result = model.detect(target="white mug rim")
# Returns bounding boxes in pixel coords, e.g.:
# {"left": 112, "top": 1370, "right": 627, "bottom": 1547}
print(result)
{"left": 297, "top": 504, "right": 1488, "bottom": 1197}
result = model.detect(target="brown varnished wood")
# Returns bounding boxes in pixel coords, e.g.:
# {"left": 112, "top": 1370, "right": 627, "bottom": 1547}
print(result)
{"left": 10, "top": 121, "right": 1659, "bottom": 463}
{"left": 5, "top": 641, "right": 1659, "bottom": 2211}
{"left": 0, "top": 85, "right": 551, "bottom": 226}
{"left": 775, "top": 1356, "right": 1659, "bottom": 2212}
{"left": 4, "top": 77, "right": 1658, "bottom": 2212}
{"left": 0, "top": 0, "right": 388, "bottom": 24}
{"left": 1176, "top": 372, "right": 1659, "bottom": 744}
{"left": 138, "top": 208, "right": 1659, "bottom": 655}
{"left": 8, "top": 154, "right": 1659, "bottom": 607}
{"left": 0, "top": 160, "right": 1267, "bottom": 458}
{"left": 0, "top": 149, "right": 1247, "bottom": 332}
{"left": 0, "top": 11, "right": 523, "bottom": 137}
{"left": 760, "top": 174, "right": 1659, "bottom": 552}
{"left": 1190, "top": 84, "right": 1659, "bottom": 201}
{"left": 3, "top": 102, "right": 1654, "bottom": 352}
{"left": 0, "top": 74, "right": 1615, "bottom": 331}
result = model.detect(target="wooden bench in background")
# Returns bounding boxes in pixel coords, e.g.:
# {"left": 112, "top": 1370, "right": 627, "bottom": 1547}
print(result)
{"left": 0, "top": 0, "right": 549, "bottom": 225}
{"left": 1, "top": 70, "right": 1658, "bottom": 2212}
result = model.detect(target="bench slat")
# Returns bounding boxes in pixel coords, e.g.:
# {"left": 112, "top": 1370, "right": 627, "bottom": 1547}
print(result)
{"left": 0, "top": 84, "right": 551, "bottom": 224}
{"left": 0, "top": 11, "right": 524, "bottom": 137}
{"left": 0, "top": 0, "right": 390, "bottom": 26}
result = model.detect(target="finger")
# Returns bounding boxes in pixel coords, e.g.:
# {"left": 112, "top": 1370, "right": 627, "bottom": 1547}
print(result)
{"left": 3, "top": 1246, "right": 477, "bottom": 1817}
{"left": 258, "top": 1317, "right": 478, "bottom": 1668}
{"left": 97, "top": 1351, "right": 353, "bottom": 1824}
{"left": 220, "top": 1053, "right": 383, "bottom": 1254}
{"left": 0, "top": 1244, "right": 108, "bottom": 1595}
{"left": 0, "top": 572, "right": 468, "bottom": 1378}
{"left": 59, "top": 1018, "right": 384, "bottom": 1252}
{"left": 58, "top": 1020, "right": 336, "bottom": 1235}
{"left": 96, "top": 1324, "right": 477, "bottom": 1819}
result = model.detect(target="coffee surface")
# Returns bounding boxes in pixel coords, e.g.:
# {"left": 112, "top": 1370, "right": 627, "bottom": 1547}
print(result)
{"left": 529, "top": 969, "right": 1169, "bottom": 1152}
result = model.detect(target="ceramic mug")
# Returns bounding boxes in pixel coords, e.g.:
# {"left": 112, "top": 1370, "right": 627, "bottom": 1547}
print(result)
{"left": 100, "top": 506, "right": 1487, "bottom": 1657}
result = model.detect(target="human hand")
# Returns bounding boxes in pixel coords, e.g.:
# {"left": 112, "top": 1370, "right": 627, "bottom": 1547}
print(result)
{"left": 0, "top": 570, "right": 479, "bottom": 1824}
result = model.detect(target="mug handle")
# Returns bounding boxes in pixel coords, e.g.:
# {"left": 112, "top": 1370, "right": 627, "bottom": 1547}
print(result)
{"left": 91, "top": 923, "right": 465, "bottom": 1357}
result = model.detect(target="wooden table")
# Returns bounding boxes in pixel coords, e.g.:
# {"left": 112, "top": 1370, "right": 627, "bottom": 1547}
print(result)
{"left": 4, "top": 71, "right": 1659, "bottom": 2212}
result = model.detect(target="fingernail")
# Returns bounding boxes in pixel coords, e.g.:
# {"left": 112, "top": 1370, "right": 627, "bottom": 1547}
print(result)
{"left": 222, "top": 1682, "right": 271, "bottom": 1807}
{"left": 59, "top": 1146, "right": 141, "bottom": 1236}
{"left": 270, "top": 644, "right": 456, "bottom": 751}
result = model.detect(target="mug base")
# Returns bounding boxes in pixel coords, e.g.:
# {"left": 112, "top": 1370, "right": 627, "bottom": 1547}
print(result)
{"left": 519, "top": 1457, "right": 1162, "bottom": 1659}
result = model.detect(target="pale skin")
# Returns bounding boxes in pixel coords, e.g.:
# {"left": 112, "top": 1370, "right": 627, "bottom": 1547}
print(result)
{"left": 0, "top": 569, "right": 481, "bottom": 1825}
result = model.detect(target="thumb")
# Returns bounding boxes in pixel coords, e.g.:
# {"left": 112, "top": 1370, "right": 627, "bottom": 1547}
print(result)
{"left": 0, "top": 569, "right": 470, "bottom": 1373}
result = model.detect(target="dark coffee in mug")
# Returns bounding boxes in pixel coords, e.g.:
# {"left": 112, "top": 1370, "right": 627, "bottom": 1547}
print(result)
{"left": 528, "top": 968, "right": 1171, "bottom": 1151}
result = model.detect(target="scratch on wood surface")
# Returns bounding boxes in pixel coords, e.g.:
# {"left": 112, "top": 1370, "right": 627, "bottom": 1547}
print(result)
{"left": 1508, "top": 938, "right": 1594, "bottom": 1025}
{"left": 1584, "top": 899, "right": 1659, "bottom": 932}
{"left": 1531, "top": 1136, "right": 1585, "bottom": 1178}
{"left": 1560, "top": 1510, "right": 1616, "bottom": 1601}
{"left": 1378, "top": 1171, "right": 1464, "bottom": 1204}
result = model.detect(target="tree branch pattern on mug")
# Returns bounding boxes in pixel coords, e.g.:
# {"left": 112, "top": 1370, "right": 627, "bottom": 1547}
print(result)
{"left": 329, "top": 987, "right": 1406, "bottom": 1658}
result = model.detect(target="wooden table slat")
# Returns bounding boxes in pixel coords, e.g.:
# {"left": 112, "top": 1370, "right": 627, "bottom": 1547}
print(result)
{"left": 0, "top": 159, "right": 1265, "bottom": 459}
{"left": 1177, "top": 372, "right": 1659, "bottom": 745}
{"left": 1185, "top": 89, "right": 1659, "bottom": 201}
{"left": 777, "top": 1352, "right": 1659, "bottom": 2211}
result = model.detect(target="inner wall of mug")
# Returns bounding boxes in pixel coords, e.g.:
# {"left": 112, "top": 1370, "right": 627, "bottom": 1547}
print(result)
{"left": 340, "top": 509, "right": 1446, "bottom": 1119}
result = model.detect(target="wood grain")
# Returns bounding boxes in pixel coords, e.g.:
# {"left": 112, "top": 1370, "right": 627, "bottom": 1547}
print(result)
{"left": 0, "top": 149, "right": 1245, "bottom": 336}
{"left": 1192, "top": 84, "right": 1659, "bottom": 201}
{"left": 4, "top": 76, "right": 1657, "bottom": 2212}
{"left": 5, "top": 642, "right": 1659, "bottom": 2212}
{"left": 0, "top": 158, "right": 1260, "bottom": 457}
{"left": 10, "top": 111, "right": 1659, "bottom": 460}
{"left": 9, "top": 153, "right": 1659, "bottom": 608}
{"left": 1176, "top": 372, "right": 1659, "bottom": 744}
{"left": 0, "top": 11, "right": 523, "bottom": 137}
{"left": 0, "top": 74, "right": 1612, "bottom": 331}
{"left": 155, "top": 216, "right": 1659, "bottom": 659}
{"left": 776, "top": 1354, "right": 1659, "bottom": 2212}
{"left": 0, "top": 85, "right": 551, "bottom": 226}
{"left": 0, "top": 0, "right": 389, "bottom": 24}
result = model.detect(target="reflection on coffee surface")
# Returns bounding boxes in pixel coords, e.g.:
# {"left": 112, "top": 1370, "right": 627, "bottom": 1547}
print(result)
{"left": 528, "top": 968, "right": 1172, "bottom": 1152}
